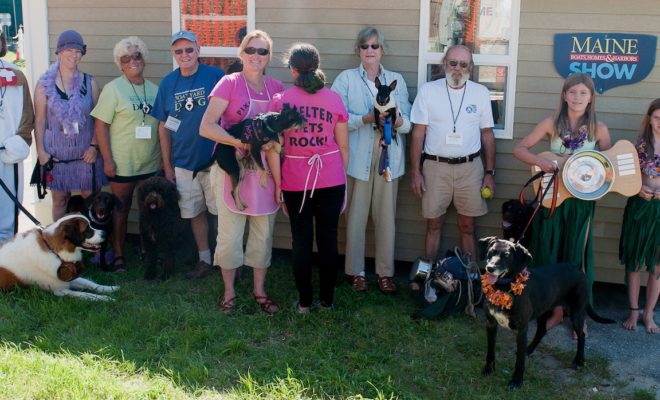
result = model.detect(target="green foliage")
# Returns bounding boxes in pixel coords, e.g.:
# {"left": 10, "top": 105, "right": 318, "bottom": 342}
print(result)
{"left": 0, "top": 251, "right": 629, "bottom": 399}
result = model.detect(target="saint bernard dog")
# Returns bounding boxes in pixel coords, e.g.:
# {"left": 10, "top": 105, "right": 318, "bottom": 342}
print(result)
{"left": 0, "top": 214, "right": 119, "bottom": 301}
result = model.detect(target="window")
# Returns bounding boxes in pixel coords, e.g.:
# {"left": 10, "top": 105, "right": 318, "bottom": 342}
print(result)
{"left": 171, "top": 0, "right": 254, "bottom": 70}
{"left": 418, "top": 0, "right": 520, "bottom": 138}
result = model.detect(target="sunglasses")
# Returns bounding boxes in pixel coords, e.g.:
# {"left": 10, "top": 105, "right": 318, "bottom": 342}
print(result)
{"left": 360, "top": 43, "right": 381, "bottom": 50}
{"left": 120, "top": 52, "right": 143, "bottom": 64}
{"left": 173, "top": 47, "right": 195, "bottom": 56}
{"left": 447, "top": 60, "right": 470, "bottom": 69}
{"left": 243, "top": 47, "right": 269, "bottom": 56}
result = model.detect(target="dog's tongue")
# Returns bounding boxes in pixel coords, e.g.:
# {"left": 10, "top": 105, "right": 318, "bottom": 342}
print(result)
{"left": 502, "top": 221, "right": 512, "bottom": 229}
{"left": 149, "top": 203, "right": 157, "bottom": 210}
{"left": 486, "top": 273, "right": 498, "bottom": 285}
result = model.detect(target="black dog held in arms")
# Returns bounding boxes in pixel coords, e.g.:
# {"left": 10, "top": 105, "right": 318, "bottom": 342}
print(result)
{"left": 478, "top": 236, "right": 615, "bottom": 389}
{"left": 373, "top": 77, "right": 398, "bottom": 141}
{"left": 196, "top": 103, "right": 306, "bottom": 211}
{"left": 137, "top": 177, "right": 184, "bottom": 280}
{"left": 66, "top": 192, "right": 121, "bottom": 271}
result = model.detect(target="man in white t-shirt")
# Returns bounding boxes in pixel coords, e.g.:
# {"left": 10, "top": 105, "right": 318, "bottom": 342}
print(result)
{"left": 410, "top": 44, "right": 495, "bottom": 263}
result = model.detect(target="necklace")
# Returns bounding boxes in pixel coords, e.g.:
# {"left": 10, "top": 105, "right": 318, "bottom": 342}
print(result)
{"left": 243, "top": 73, "right": 265, "bottom": 95}
{"left": 445, "top": 80, "right": 466, "bottom": 133}
{"left": 481, "top": 268, "right": 530, "bottom": 310}
{"left": 128, "top": 78, "right": 151, "bottom": 121}
{"left": 57, "top": 66, "right": 74, "bottom": 99}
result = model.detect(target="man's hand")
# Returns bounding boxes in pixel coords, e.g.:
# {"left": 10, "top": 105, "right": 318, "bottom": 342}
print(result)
{"left": 411, "top": 170, "right": 426, "bottom": 198}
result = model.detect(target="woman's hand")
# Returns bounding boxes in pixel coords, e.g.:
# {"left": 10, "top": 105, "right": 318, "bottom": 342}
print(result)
{"left": 362, "top": 112, "right": 376, "bottom": 125}
{"left": 82, "top": 145, "right": 98, "bottom": 164}
{"left": 536, "top": 157, "right": 559, "bottom": 174}
{"left": 37, "top": 150, "right": 51, "bottom": 166}
{"left": 275, "top": 187, "right": 284, "bottom": 205}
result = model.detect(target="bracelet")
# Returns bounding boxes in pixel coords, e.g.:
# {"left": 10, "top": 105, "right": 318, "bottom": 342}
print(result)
{"left": 89, "top": 144, "right": 99, "bottom": 150}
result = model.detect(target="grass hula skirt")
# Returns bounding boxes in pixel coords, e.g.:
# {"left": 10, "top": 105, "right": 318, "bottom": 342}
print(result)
{"left": 528, "top": 198, "right": 596, "bottom": 302}
{"left": 619, "top": 196, "right": 660, "bottom": 276}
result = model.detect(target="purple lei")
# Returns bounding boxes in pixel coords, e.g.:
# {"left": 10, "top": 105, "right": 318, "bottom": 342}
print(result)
{"left": 560, "top": 125, "right": 587, "bottom": 152}
{"left": 636, "top": 138, "right": 660, "bottom": 177}
{"left": 39, "top": 61, "right": 86, "bottom": 136}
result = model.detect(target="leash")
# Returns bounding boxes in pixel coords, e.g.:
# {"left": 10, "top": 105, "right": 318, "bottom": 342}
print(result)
{"left": 516, "top": 168, "right": 559, "bottom": 244}
{"left": 0, "top": 174, "right": 44, "bottom": 228}
{"left": 378, "top": 115, "right": 393, "bottom": 182}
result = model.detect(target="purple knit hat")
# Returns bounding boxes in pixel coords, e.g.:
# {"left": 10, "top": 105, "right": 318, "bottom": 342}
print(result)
{"left": 56, "top": 30, "right": 87, "bottom": 55}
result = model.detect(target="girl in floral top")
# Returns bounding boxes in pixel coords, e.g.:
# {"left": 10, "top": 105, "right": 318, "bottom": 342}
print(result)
{"left": 513, "top": 73, "right": 611, "bottom": 337}
{"left": 619, "top": 98, "right": 660, "bottom": 334}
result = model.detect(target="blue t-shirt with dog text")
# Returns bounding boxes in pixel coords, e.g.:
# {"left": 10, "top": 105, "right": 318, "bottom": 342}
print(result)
{"left": 152, "top": 64, "right": 224, "bottom": 171}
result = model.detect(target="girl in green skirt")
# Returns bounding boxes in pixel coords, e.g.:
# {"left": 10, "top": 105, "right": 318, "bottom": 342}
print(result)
{"left": 513, "top": 73, "right": 612, "bottom": 337}
{"left": 619, "top": 98, "right": 660, "bottom": 334}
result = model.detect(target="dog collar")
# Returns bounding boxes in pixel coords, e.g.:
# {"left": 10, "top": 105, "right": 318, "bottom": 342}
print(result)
{"left": 481, "top": 267, "right": 530, "bottom": 310}
{"left": 87, "top": 206, "right": 110, "bottom": 226}
{"left": 40, "top": 230, "right": 84, "bottom": 282}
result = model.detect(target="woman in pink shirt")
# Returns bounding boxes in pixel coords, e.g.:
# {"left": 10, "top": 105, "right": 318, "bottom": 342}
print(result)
{"left": 273, "top": 43, "right": 349, "bottom": 313}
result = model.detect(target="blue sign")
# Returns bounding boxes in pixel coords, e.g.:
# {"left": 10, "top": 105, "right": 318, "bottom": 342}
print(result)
{"left": 554, "top": 33, "right": 656, "bottom": 93}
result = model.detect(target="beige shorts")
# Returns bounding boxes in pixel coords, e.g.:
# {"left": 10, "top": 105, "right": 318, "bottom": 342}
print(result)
{"left": 421, "top": 157, "right": 488, "bottom": 219}
{"left": 175, "top": 167, "right": 217, "bottom": 218}
{"left": 211, "top": 165, "right": 276, "bottom": 270}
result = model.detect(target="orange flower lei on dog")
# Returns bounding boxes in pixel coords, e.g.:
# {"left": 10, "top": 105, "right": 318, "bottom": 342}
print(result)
{"left": 481, "top": 268, "right": 530, "bottom": 310}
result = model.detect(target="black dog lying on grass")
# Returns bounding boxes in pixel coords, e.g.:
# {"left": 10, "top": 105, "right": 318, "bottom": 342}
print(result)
{"left": 196, "top": 103, "right": 306, "bottom": 210}
{"left": 137, "top": 176, "right": 184, "bottom": 281}
{"left": 479, "top": 236, "right": 615, "bottom": 389}
{"left": 66, "top": 192, "right": 121, "bottom": 271}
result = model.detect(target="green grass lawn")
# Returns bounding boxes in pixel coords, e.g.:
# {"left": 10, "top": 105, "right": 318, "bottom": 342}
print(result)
{"left": 0, "top": 247, "right": 634, "bottom": 399}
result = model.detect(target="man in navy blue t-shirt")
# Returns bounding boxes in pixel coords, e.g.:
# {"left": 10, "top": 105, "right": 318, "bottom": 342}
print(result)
{"left": 153, "top": 30, "right": 224, "bottom": 279}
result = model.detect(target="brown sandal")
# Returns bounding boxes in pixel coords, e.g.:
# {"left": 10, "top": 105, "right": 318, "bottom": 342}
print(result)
{"left": 218, "top": 296, "right": 236, "bottom": 314}
{"left": 377, "top": 276, "right": 397, "bottom": 294}
{"left": 254, "top": 294, "right": 279, "bottom": 315}
{"left": 352, "top": 275, "right": 367, "bottom": 292}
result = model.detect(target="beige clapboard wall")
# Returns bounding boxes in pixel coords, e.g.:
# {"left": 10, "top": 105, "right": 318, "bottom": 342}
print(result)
{"left": 44, "top": 0, "right": 660, "bottom": 284}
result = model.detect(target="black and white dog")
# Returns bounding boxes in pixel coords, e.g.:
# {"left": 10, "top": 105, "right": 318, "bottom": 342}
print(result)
{"left": 196, "top": 103, "right": 306, "bottom": 210}
{"left": 373, "top": 77, "right": 398, "bottom": 141}
{"left": 67, "top": 192, "right": 121, "bottom": 271}
{"left": 478, "top": 236, "right": 615, "bottom": 388}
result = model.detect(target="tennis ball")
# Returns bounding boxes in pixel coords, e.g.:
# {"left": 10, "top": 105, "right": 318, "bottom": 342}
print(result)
{"left": 481, "top": 187, "right": 492, "bottom": 199}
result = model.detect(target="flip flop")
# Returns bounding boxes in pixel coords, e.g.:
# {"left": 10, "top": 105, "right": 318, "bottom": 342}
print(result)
{"left": 109, "top": 256, "right": 128, "bottom": 273}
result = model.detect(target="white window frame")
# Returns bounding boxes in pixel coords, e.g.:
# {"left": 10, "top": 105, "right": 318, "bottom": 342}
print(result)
{"left": 170, "top": 0, "right": 255, "bottom": 65}
{"left": 417, "top": 0, "right": 520, "bottom": 139}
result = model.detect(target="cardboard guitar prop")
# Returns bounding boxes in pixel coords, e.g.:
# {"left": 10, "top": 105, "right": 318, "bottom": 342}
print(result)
{"left": 531, "top": 140, "right": 642, "bottom": 208}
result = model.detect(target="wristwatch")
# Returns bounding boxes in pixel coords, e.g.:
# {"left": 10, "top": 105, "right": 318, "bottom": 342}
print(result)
{"left": 485, "top": 169, "right": 496, "bottom": 176}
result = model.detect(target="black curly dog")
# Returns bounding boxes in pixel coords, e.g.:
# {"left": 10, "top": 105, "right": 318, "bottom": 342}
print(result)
{"left": 479, "top": 236, "right": 615, "bottom": 389}
{"left": 66, "top": 192, "right": 122, "bottom": 271}
{"left": 137, "top": 177, "right": 184, "bottom": 280}
{"left": 196, "top": 103, "right": 306, "bottom": 211}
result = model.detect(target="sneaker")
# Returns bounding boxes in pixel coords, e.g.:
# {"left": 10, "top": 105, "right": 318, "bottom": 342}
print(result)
{"left": 185, "top": 260, "right": 216, "bottom": 279}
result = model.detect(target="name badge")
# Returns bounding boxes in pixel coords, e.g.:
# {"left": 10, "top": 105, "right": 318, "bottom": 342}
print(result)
{"left": 164, "top": 115, "right": 181, "bottom": 132}
{"left": 446, "top": 129, "right": 463, "bottom": 146}
{"left": 135, "top": 125, "right": 152, "bottom": 139}
{"left": 63, "top": 121, "right": 79, "bottom": 135}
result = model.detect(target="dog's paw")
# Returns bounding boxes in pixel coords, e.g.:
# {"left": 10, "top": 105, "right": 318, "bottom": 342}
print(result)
{"left": 482, "top": 363, "right": 495, "bottom": 376}
{"left": 571, "top": 357, "right": 585, "bottom": 369}
{"left": 507, "top": 379, "right": 523, "bottom": 389}
{"left": 102, "top": 285, "right": 120, "bottom": 293}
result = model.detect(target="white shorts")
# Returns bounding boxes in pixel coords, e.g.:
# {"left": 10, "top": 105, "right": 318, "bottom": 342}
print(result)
{"left": 175, "top": 167, "right": 217, "bottom": 218}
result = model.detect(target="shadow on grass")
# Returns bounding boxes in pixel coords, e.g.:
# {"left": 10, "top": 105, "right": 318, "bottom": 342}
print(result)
{"left": 0, "top": 245, "right": 630, "bottom": 399}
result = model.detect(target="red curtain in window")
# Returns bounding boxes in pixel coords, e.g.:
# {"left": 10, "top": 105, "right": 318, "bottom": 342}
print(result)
{"left": 179, "top": 0, "right": 247, "bottom": 47}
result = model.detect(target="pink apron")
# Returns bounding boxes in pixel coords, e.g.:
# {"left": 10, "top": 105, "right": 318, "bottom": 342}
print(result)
{"left": 283, "top": 150, "right": 347, "bottom": 216}
{"left": 222, "top": 78, "right": 279, "bottom": 215}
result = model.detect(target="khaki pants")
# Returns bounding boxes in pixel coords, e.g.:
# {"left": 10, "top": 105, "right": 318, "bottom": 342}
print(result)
{"left": 344, "top": 136, "right": 398, "bottom": 277}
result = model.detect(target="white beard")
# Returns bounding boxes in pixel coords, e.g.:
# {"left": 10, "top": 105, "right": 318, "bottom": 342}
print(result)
{"left": 448, "top": 71, "right": 469, "bottom": 88}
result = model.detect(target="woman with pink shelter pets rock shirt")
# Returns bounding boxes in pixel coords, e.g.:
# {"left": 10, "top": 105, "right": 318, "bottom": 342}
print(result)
{"left": 272, "top": 43, "right": 349, "bottom": 313}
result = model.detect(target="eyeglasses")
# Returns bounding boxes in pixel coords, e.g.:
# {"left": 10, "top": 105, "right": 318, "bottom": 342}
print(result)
{"left": 360, "top": 43, "right": 381, "bottom": 50}
{"left": 173, "top": 47, "right": 195, "bottom": 56}
{"left": 243, "top": 47, "right": 269, "bottom": 56}
{"left": 120, "top": 52, "right": 143, "bottom": 64}
{"left": 447, "top": 60, "right": 470, "bottom": 69}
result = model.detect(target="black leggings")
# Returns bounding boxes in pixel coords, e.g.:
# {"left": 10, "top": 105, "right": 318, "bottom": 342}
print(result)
{"left": 283, "top": 185, "right": 345, "bottom": 308}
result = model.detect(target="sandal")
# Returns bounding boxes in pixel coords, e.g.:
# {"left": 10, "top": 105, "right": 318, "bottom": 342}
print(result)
{"left": 218, "top": 296, "right": 236, "bottom": 314}
{"left": 254, "top": 294, "right": 279, "bottom": 315}
{"left": 352, "top": 275, "right": 367, "bottom": 292}
{"left": 109, "top": 256, "right": 127, "bottom": 273}
{"left": 377, "top": 276, "right": 397, "bottom": 294}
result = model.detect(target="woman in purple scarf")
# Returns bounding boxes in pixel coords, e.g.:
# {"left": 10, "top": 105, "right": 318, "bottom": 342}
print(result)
{"left": 34, "top": 30, "right": 105, "bottom": 220}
